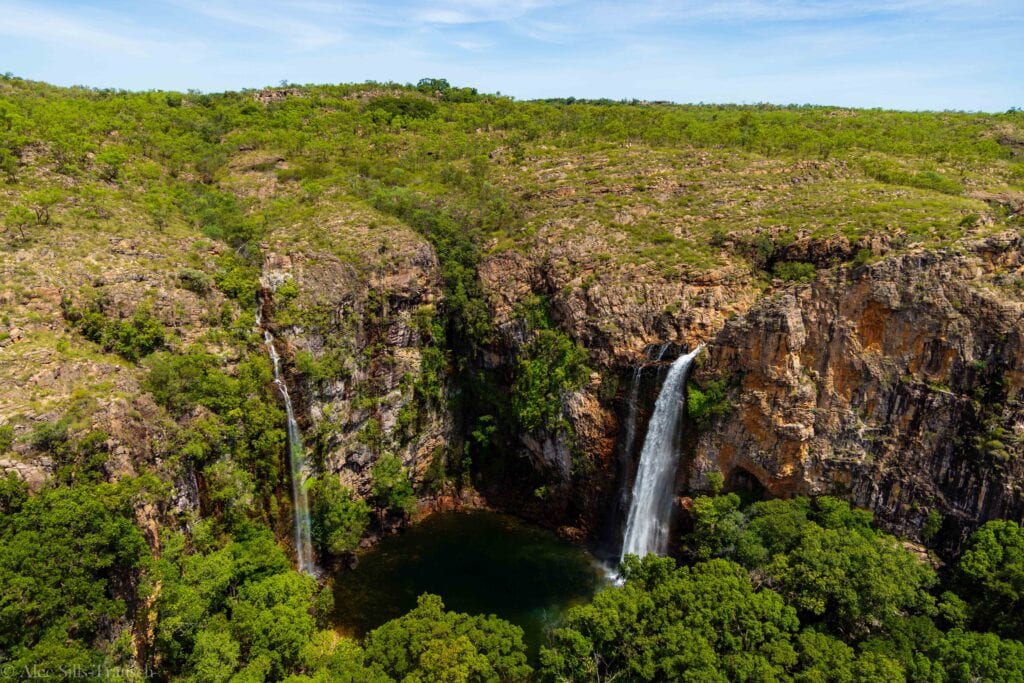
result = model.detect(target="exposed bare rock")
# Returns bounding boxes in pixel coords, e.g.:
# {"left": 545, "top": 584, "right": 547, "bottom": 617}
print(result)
{"left": 479, "top": 246, "right": 756, "bottom": 365}
{"left": 261, "top": 207, "right": 451, "bottom": 502}
{"left": 690, "top": 234, "right": 1024, "bottom": 550}
{"left": 0, "top": 455, "right": 52, "bottom": 489}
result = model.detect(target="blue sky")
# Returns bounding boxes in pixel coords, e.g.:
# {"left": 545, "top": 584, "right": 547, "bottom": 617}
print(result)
{"left": 1, "top": 1, "right": 1021, "bottom": 110}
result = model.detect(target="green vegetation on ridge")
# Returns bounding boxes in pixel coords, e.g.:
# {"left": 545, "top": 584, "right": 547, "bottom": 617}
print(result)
{"left": 1, "top": 73, "right": 1023, "bottom": 682}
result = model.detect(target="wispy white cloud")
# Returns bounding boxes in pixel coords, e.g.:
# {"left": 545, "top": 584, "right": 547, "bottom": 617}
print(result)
{"left": 453, "top": 39, "right": 493, "bottom": 51}
{"left": 402, "top": 0, "right": 571, "bottom": 29}
{"left": 625, "top": 0, "right": 1021, "bottom": 24}
{"left": 168, "top": 0, "right": 343, "bottom": 49}
{"left": 0, "top": 0, "right": 1019, "bottom": 109}
{"left": 416, "top": 8, "right": 475, "bottom": 24}
{"left": 0, "top": 2, "right": 153, "bottom": 55}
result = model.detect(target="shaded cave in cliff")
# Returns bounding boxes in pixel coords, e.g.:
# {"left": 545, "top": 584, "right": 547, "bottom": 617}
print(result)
{"left": 724, "top": 465, "right": 770, "bottom": 504}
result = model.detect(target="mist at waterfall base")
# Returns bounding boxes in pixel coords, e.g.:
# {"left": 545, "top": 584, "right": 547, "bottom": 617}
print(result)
{"left": 333, "top": 511, "right": 603, "bottom": 658}
{"left": 617, "top": 345, "right": 703, "bottom": 566}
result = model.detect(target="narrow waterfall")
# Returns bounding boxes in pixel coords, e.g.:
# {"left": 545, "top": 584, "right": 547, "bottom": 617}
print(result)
{"left": 620, "top": 345, "right": 703, "bottom": 561}
{"left": 257, "top": 302, "right": 316, "bottom": 575}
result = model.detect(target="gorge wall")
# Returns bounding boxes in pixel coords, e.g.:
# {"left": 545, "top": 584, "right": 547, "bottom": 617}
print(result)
{"left": 688, "top": 234, "right": 1024, "bottom": 549}
{"left": 468, "top": 231, "right": 1024, "bottom": 553}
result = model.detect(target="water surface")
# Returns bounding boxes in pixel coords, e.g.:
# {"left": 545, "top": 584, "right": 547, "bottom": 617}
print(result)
{"left": 333, "top": 510, "right": 604, "bottom": 656}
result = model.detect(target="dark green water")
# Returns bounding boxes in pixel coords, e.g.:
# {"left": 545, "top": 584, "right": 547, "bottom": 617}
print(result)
{"left": 333, "top": 510, "right": 604, "bottom": 656}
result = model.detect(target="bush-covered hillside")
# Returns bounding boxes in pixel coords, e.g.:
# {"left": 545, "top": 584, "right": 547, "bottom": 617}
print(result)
{"left": 1, "top": 74, "right": 1023, "bottom": 681}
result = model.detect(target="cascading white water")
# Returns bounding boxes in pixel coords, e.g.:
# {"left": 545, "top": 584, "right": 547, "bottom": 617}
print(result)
{"left": 614, "top": 344, "right": 668, "bottom": 520}
{"left": 620, "top": 345, "right": 703, "bottom": 561}
{"left": 258, "top": 304, "right": 316, "bottom": 575}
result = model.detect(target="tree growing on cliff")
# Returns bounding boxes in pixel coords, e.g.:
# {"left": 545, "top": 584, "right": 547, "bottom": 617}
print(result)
{"left": 310, "top": 474, "right": 370, "bottom": 556}
{"left": 511, "top": 329, "right": 590, "bottom": 434}
{"left": 371, "top": 453, "right": 416, "bottom": 518}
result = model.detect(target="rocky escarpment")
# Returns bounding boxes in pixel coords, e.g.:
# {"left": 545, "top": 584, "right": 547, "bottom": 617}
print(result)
{"left": 479, "top": 238, "right": 755, "bottom": 366}
{"left": 0, "top": 229, "right": 234, "bottom": 490}
{"left": 474, "top": 243, "right": 754, "bottom": 539}
{"left": 688, "top": 233, "right": 1024, "bottom": 551}
{"left": 259, "top": 207, "right": 452, "bottom": 511}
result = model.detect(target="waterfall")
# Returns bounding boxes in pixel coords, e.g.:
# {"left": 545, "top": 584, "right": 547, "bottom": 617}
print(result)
{"left": 620, "top": 345, "right": 703, "bottom": 561}
{"left": 614, "top": 343, "right": 669, "bottom": 525}
{"left": 258, "top": 301, "right": 316, "bottom": 575}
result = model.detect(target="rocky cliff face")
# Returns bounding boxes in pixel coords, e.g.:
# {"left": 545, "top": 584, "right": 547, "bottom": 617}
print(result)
{"left": 474, "top": 243, "right": 756, "bottom": 540}
{"left": 0, "top": 226, "right": 231, "bottom": 491}
{"left": 688, "top": 233, "right": 1024, "bottom": 549}
{"left": 478, "top": 237, "right": 757, "bottom": 366}
{"left": 259, "top": 207, "right": 451, "bottom": 508}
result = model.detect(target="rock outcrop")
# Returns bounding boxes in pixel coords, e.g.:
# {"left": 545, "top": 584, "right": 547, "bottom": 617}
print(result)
{"left": 689, "top": 234, "right": 1024, "bottom": 550}
{"left": 476, "top": 241, "right": 754, "bottom": 539}
{"left": 260, "top": 208, "right": 451, "bottom": 502}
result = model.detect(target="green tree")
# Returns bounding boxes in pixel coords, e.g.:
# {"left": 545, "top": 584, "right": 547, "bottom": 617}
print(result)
{"left": 542, "top": 556, "right": 800, "bottom": 682}
{"left": 687, "top": 493, "right": 744, "bottom": 560}
{"left": 95, "top": 145, "right": 129, "bottom": 181}
{"left": 292, "top": 629, "right": 390, "bottom": 682}
{"left": 106, "top": 307, "right": 167, "bottom": 361}
{"left": 26, "top": 187, "right": 63, "bottom": 225}
{"left": 153, "top": 523, "right": 303, "bottom": 679}
{"left": 957, "top": 519, "right": 1024, "bottom": 638}
{"left": 229, "top": 571, "right": 319, "bottom": 680}
{"left": 682, "top": 496, "right": 936, "bottom": 640}
{"left": 0, "top": 482, "right": 149, "bottom": 659}
{"left": 310, "top": 475, "right": 370, "bottom": 555}
{"left": 0, "top": 424, "right": 14, "bottom": 453}
{"left": 0, "top": 471, "right": 27, "bottom": 515}
{"left": 769, "top": 522, "right": 936, "bottom": 638}
{"left": 511, "top": 329, "right": 590, "bottom": 433}
{"left": 3, "top": 204, "right": 33, "bottom": 239}
{"left": 371, "top": 454, "right": 416, "bottom": 517}
{"left": 687, "top": 378, "right": 732, "bottom": 424}
{"left": 365, "top": 593, "right": 531, "bottom": 682}
{"left": 934, "top": 629, "right": 1024, "bottom": 682}
{"left": 187, "top": 623, "right": 241, "bottom": 683}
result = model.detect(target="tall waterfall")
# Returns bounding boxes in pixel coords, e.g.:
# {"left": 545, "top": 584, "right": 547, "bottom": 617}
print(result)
{"left": 614, "top": 343, "right": 669, "bottom": 523}
{"left": 258, "top": 303, "right": 316, "bottom": 575}
{"left": 620, "top": 345, "right": 703, "bottom": 561}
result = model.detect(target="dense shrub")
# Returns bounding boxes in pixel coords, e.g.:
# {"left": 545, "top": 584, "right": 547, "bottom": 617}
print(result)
{"left": 0, "top": 481, "right": 149, "bottom": 668}
{"left": 540, "top": 499, "right": 1024, "bottom": 682}
{"left": 0, "top": 424, "right": 13, "bottom": 452}
{"left": 178, "top": 267, "right": 213, "bottom": 294}
{"left": 371, "top": 454, "right": 416, "bottom": 516}
{"left": 63, "top": 302, "right": 167, "bottom": 361}
{"left": 511, "top": 329, "right": 591, "bottom": 433}
{"left": 772, "top": 260, "right": 817, "bottom": 282}
{"left": 687, "top": 378, "right": 731, "bottom": 423}
{"left": 365, "top": 593, "right": 531, "bottom": 682}
{"left": 310, "top": 474, "right": 370, "bottom": 555}
{"left": 957, "top": 519, "right": 1024, "bottom": 638}
{"left": 364, "top": 96, "right": 437, "bottom": 122}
